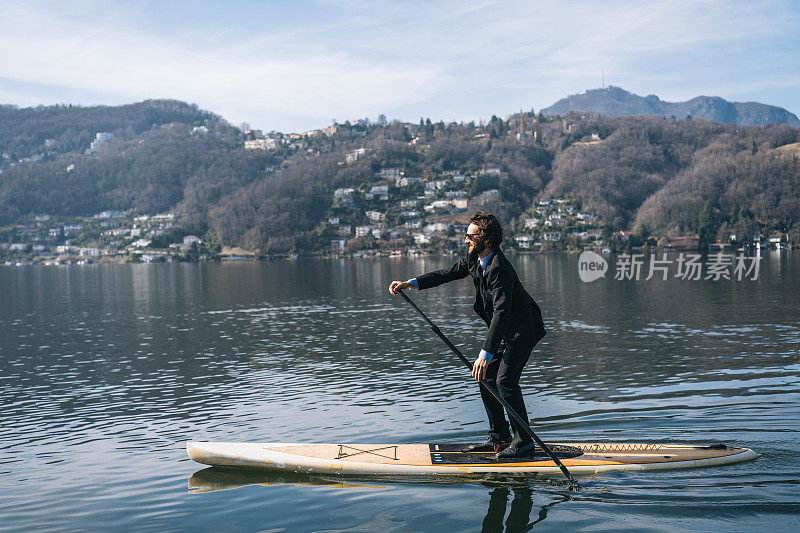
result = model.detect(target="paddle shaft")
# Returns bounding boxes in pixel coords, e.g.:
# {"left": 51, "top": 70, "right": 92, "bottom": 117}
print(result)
{"left": 399, "top": 290, "right": 578, "bottom": 488}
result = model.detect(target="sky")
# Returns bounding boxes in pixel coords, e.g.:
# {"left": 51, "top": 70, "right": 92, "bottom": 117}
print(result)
{"left": 1, "top": 0, "right": 798, "bottom": 132}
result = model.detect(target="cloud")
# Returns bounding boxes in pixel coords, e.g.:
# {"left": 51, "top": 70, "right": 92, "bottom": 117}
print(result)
{"left": 0, "top": 2, "right": 448, "bottom": 129}
{"left": 0, "top": 0, "right": 797, "bottom": 130}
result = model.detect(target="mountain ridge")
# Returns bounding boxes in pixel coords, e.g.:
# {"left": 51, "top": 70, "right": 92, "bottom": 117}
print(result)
{"left": 541, "top": 86, "right": 800, "bottom": 127}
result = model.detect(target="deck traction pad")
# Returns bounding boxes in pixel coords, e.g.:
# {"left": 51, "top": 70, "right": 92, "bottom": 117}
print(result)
{"left": 429, "top": 443, "right": 583, "bottom": 464}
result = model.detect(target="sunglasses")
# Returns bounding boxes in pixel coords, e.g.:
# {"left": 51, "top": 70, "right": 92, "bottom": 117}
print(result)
{"left": 465, "top": 233, "right": 482, "bottom": 242}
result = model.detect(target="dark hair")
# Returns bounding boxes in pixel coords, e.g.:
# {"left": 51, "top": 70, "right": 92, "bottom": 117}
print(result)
{"left": 469, "top": 211, "right": 503, "bottom": 249}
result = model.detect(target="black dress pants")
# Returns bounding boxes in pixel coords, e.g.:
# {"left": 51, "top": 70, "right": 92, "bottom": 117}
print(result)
{"left": 480, "top": 335, "right": 536, "bottom": 445}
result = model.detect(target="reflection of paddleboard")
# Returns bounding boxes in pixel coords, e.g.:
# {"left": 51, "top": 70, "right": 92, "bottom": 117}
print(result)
{"left": 186, "top": 441, "right": 758, "bottom": 476}
{"left": 188, "top": 467, "right": 383, "bottom": 493}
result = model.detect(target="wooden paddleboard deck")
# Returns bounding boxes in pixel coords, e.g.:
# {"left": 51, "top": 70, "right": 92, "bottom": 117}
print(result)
{"left": 186, "top": 441, "right": 758, "bottom": 475}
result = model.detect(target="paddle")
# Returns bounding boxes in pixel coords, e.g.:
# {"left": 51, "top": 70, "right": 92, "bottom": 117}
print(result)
{"left": 398, "top": 289, "right": 580, "bottom": 490}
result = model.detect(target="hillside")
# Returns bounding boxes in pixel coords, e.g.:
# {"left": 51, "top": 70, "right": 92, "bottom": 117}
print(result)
{"left": 1, "top": 100, "right": 799, "bottom": 258}
{"left": 541, "top": 87, "right": 800, "bottom": 127}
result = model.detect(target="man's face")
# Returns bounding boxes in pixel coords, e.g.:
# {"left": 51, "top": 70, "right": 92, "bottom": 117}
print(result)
{"left": 465, "top": 223, "right": 486, "bottom": 259}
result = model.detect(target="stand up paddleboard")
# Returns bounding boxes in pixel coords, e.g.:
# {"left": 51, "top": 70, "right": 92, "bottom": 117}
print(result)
{"left": 186, "top": 441, "right": 758, "bottom": 476}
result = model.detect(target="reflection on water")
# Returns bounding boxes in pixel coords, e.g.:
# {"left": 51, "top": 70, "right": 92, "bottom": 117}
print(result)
{"left": 188, "top": 467, "right": 385, "bottom": 493}
{"left": 1, "top": 253, "right": 799, "bottom": 531}
{"left": 189, "top": 467, "right": 566, "bottom": 533}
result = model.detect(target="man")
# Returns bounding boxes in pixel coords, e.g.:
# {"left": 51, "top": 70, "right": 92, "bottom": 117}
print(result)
{"left": 389, "top": 211, "right": 547, "bottom": 458}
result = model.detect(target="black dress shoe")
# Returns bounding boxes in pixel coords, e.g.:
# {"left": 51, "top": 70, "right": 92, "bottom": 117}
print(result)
{"left": 462, "top": 438, "right": 511, "bottom": 453}
{"left": 495, "top": 441, "right": 538, "bottom": 459}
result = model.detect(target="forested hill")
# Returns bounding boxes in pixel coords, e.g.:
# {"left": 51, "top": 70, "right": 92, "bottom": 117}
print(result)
{"left": 541, "top": 87, "right": 800, "bottom": 127}
{"left": 0, "top": 100, "right": 224, "bottom": 159}
{"left": 1, "top": 100, "right": 799, "bottom": 253}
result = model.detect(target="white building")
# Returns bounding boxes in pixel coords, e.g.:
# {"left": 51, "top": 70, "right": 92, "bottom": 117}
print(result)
{"left": 244, "top": 139, "right": 268, "bottom": 150}
{"left": 379, "top": 168, "right": 402, "bottom": 179}
{"left": 414, "top": 233, "right": 431, "bottom": 244}
{"left": 86, "top": 132, "right": 113, "bottom": 154}
{"left": 424, "top": 222, "right": 451, "bottom": 234}
{"left": 523, "top": 218, "right": 540, "bottom": 229}
{"left": 397, "top": 176, "right": 422, "bottom": 187}
{"left": 345, "top": 148, "right": 366, "bottom": 163}
{"left": 515, "top": 235, "right": 536, "bottom": 249}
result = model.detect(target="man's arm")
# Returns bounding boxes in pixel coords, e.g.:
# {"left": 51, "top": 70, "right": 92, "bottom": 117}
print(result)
{"left": 415, "top": 257, "right": 470, "bottom": 289}
{"left": 388, "top": 258, "right": 469, "bottom": 295}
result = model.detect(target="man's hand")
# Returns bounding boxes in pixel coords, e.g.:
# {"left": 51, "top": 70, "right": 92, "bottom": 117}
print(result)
{"left": 389, "top": 280, "right": 410, "bottom": 295}
{"left": 472, "top": 356, "right": 489, "bottom": 381}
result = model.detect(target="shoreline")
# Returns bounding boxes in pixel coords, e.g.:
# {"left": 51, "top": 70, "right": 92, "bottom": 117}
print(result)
{"left": 2, "top": 245, "right": 788, "bottom": 267}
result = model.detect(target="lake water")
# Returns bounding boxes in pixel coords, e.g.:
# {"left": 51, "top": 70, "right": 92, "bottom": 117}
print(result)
{"left": 1, "top": 252, "right": 798, "bottom": 532}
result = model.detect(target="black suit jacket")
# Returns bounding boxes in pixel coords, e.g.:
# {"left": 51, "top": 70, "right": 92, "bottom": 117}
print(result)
{"left": 416, "top": 249, "right": 546, "bottom": 355}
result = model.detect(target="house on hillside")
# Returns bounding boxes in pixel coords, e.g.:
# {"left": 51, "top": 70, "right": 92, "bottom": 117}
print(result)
{"left": 479, "top": 189, "right": 499, "bottom": 201}
{"left": 452, "top": 198, "right": 468, "bottom": 211}
{"left": 366, "top": 211, "right": 385, "bottom": 222}
{"left": 244, "top": 139, "right": 268, "bottom": 150}
{"left": 523, "top": 218, "right": 540, "bottom": 229}
{"left": 424, "top": 222, "right": 450, "bottom": 234}
{"left": 345, "top": 148, "right": 366, "bottom": 163}
{"left": 515, "top": 235, "right": 536, "bottom": 249}
{"left": 367, "top": 185, "right": 389, "bottom": 201}
{"left": 414, "top": 233, "right": 431, "bottom": 245}
{"left": 379, "top": 168, "right": 402, "bottom": 179}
